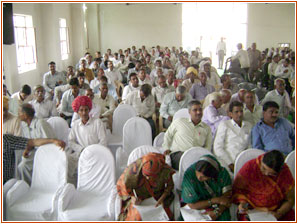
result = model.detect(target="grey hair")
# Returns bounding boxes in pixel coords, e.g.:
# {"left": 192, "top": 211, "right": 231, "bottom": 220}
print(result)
{"left": 176, "top": 85, "right": 187, "bottom": 95}
{"left": 274, "top": 78, "right": 285, "bottom": 85}
{"left": 33, "top": 85, "right": 44, "bottom": 93}
{"left": 219, "top": 89, "right": 232, "bottom": 97}
{"left": 209, "top": 92, "right": 221, "bottom": 103}
{"left": 166, "top": 69, "right": 174, "bottom": 74}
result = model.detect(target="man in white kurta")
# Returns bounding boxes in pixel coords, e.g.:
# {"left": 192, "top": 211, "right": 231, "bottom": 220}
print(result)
{"left": 152, "top": 75, "right": 175, "bottom": 108}
{"left": 105, "top": 61, "right": 123, "bottom": 87}
{"left": 122, "top": 73, "right": 140, "bottom": 101}
{"left": 243, "top": 91, "right": 263, "bottom": 126}
{"left": 3, "top": 96, "right": 22, "bottom": 136}
{"left": 213, "top": 101, "right": 252, "bottom": 173}
{"left": 68, "top": 95, "right": 107, "bottom": 184}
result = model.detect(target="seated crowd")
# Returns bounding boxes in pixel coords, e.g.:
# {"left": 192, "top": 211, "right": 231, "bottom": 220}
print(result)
{"left": 3, "top": 44, "right": 295, "bottom": 221}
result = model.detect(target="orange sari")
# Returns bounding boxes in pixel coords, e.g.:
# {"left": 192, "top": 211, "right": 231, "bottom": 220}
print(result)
{"left": 233, "top": 154, "right": 294, "bottom": 220}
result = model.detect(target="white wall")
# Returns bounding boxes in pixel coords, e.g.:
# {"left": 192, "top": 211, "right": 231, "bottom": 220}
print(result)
{"left": 95, "top": 3, "right": 182, "bottom": 53}
{"left": 3, "top": 3, "right": 75, "bottom": 93}
{"left": 247, "top": 3, "right": 295, "bottom": 50}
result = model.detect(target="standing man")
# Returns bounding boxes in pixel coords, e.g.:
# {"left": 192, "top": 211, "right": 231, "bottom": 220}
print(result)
{"left": 232, "top": 43, "right": 250, "bottom": 81}
{"left": 247, "top": 43, "right": 262, "bottom": 82}
{"left": 216, "top": 37, "right": 227, "bottom": 69}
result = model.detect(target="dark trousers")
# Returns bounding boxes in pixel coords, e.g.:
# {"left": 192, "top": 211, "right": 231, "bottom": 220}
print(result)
{"left": 145, "top": 117, "right": 156, "bottom": 140}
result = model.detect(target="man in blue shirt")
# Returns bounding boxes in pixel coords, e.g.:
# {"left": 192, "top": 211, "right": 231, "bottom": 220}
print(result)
{"left": 252, "top": 101, "right": 294, "bottom": 154}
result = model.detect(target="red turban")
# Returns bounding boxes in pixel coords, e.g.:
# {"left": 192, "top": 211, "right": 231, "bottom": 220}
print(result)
{"left": 72, "top": 96, "right": 92, "bottom": 113}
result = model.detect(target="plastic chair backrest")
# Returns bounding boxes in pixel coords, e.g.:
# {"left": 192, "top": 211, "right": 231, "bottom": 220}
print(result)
{"left": 112, "top": 104, "right": 137, "bottom": 136}
{"left": 78, "top": 144, "right": 115, "bottom": 193}
{"left": 31, "top": 144, "right": 67, "bottom": 192}
{"left": 173, "top": 108, "right": 190, "bottom": 121}
{"left": 47, "top": 116, "right": 70, "bottom": 143}
{"left": 153, "top": 132, "right": 165, "bottom": 148}
{"left": 123, "top": 117, "right": 152, "bottom": 155}
{"left": 234, "top": 148, "right": 264, "bottom": 176}
{"left": 127, "top": 145, "right": 161, "bottom": 165}
{"left": 285, "top": 151, "right": 295, "bottom": 178}
{"left": 178, "top": 147, "right": 212, "bottom": 190}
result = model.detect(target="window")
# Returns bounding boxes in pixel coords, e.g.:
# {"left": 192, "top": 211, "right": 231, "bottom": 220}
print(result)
{"left": 13, "top": 14, "right": 37, "bottom": 74}
{"left": 59, "top": 18, "right": 70, "bottom": 60}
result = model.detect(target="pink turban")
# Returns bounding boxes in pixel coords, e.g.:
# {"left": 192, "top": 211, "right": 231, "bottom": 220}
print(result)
{"left": 72, "top": 96, "right": 92, "bottom": 113}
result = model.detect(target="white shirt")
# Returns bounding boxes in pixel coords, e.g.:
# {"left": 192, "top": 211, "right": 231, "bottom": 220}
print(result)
{"left": 262, "top": 90, "right": 292, "bottom": 118}
{"left": 232, "top": 49, "right": 250, "bottom": 68}
{"left": 268, "top": 61, "right": 279, "bottom": 77}
{"left": 61, "top": 89, "right": 84, "bottom": 116}
{"left": 105, "top": 68, "right": 123, "bottom": 86}
{"left": 152, "top": 85, "right": 175, "bottom": 104}
{"left": 43, "top": 71, "right": 67, "bottom": 92}
{"left": 29, "top": 99, "right": 58, "bottom": 119}
{"left": 94, "top": 94, "right": 116, "bottom": 117}
{"left": 206, "top": 71, "right": 221, "bottom": 87}
{"left": 122, "top": 83, "right": 140, "bottom": 101}
{"left": 21, "top": 117, "right": 56, "bottom": 139}
{"left": 4, "top": 112, "right": 22, "bottom": 136}
{"left": 274, "top": 64, "right": 293, "bottom": 79}
{"left": 243, "top": 104, "right": 263, "bottom": 126}
{"left": 70, "top": 101, "right": 101, "bottom": 127}
{"left": 11, "top": 92, "right": 33, "bottom": 107}
{"left": 214, "top": 119, "right": 252, "bottom": 165}
{"left": 138, "top": 77, "right": 152, "bottom": 86}
{"left": 68, "top": 117, "right": 107, "bottom": 153}
{"left": 89, "top": 79, "right": 100, "bottom": 90}
{"left": 125, "top": 90, "right": 155, "bottom": 118}
{"left": 216, "top": 41, "right": 226, "bottom": 53}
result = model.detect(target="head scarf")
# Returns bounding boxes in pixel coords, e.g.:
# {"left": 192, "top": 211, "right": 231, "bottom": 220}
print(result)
{"left": 3, "top": 96, "right": 9, "bottom": 110}
{"left": 142, "top": 153, "right": 165, "bottom": 178}
{"left": 197, "top": 155, "right": 220, "bottom": 172}
{"left": 186, "top": 66, "right": 198, "bottom": 77}
{"left": 199, "top": 60, "right": 210, "bottom": 71}
{"left": 72, "top": 95, "right": 92, "bottom": 113}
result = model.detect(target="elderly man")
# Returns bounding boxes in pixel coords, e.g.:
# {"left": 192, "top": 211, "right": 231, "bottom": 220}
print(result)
{"left": 190, "top": 71, "right": 215, "bottom": 102}
{"left": 262, "top": 78, "right": 293, "bottom": 119}
{"left": 18, "top": 103, "right": 56, "bottom": 184}
{"left": 160, "top": 85, "right": 192, "bottom": 128}
{"left": 274, "top": 58, "right": 294, "bottom": 94}
{"left": 125, "top": 84, "right": 156, "bottom": 137}
{"left": 214, "top": 101, "right": 252, "bottom": 172}
{"left": 202, "top": 92, "right": 230, "bottom": 137}
{"left": 252, "top": 101, "right": 294, "bottom": 155}
{"left": 181, "top": 66, "right": 200, "bottom": 92}
{"left": 243, "top": 91, "right": 263, "bottom": 126}
{"left": 29, "top": 85, "right": 58, "bottom": 119}
{"left": 122, "top": 73, "right": 140, "bottom": 101}
{"left": 219, "top": 74, "right": 239, "bottom": 94}
{"left": 152, "top": 75, "right": 175, "bottom": 109}
{"left": 232, "top": 43, "right": 250, "bottom": 81}
{"left": 43, "top": 61, "right": 67, "bottom": 99}
{"left": 230, "top": 89, "right": 247, "bottom": 103}
{"left": 3, "top": 96, "right": 22, "bottom": 136}
{"left": 163, "top": 100, "right": 212, "bottom": 170}
{"left": 220, "top": 89, "right": 232, "bottom": 114}
{"left": 3, "top": 134, "right": 65, "bottom": 184}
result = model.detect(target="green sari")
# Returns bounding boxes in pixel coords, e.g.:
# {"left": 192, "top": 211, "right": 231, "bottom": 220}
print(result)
{"left": 181, "top": 155, "right": 232, "bottom": 221}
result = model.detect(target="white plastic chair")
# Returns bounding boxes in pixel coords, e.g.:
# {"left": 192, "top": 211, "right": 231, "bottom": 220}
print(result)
{"left": 178, "top": 147, "right": 213, "bottom": 190}
{"left": 153, "top": 132, "right": 165, "bottom": 148}
{"left": 107, "top": 104, "right": 137, "bottom": 157}
{"left": 127, "top": 145, "right": 161, "bottom": 165}
{"left": 115, "top": 117, "right": 152, "bottom": 178}
{"left": 6, "top": 144, "right": 67, "bottom": 221}
{"left": 58, "top": 144, "right": 116, "bottom": 221}
{"left": 3, "top": 179, "right": 18, "bottom": 221}
{"left": 285, "top": 150, "right": 295, "bottom": 178}
{"left": 173, "top": 108, "right": 190, "bottom": 121}
{"left": 234, "top": 148, "right": 264, "bottom": 176}
{"left": 47, "top": 116, "right": 70, "bottom": 144}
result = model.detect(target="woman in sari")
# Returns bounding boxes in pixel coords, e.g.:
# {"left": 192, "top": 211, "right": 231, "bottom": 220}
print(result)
{"left": 233, "top": 150, "right": 295, "bottom": 221}
{"left": 116, "top": 152, "right": 175, "bottom": 221}
{"left": 181, "top": 155, "right": 232, "bottom": 221}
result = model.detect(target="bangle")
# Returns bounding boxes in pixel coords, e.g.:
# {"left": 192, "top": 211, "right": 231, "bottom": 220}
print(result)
{"left": 213, "top": 208, "right": 219, "bottom": 218}
{"left": 208, "top": 199, "right": 212, "bottom": 207}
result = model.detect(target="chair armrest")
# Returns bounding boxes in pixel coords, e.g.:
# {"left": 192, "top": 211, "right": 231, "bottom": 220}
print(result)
{"left": 58, "top": 183, "right": 76, "bottom": 212}
{"left": 6, "top": 180, "right": 29, "bottom": 207}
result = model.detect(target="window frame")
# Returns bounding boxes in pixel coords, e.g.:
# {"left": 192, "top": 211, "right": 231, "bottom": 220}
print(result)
{"left": 59, "top": 18, "right": 70, "bottom": 60}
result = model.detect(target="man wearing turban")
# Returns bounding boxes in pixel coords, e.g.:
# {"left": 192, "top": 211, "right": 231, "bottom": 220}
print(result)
{"left": 181, "top": 66, "right": 200, "bottom": 92}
